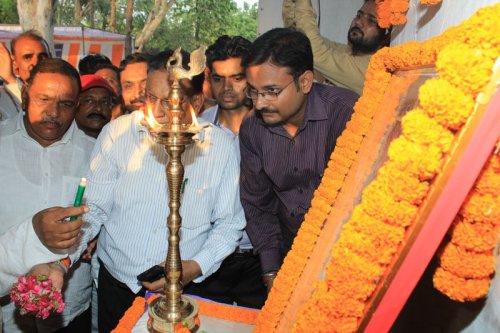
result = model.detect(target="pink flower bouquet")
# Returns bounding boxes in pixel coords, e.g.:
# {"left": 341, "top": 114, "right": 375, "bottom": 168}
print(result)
{"left": 10, "top": 275, "right": 64, "bottom": 319}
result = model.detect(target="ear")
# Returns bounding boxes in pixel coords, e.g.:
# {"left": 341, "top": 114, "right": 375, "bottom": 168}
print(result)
{"left": 11, "top": 53, "right": 19, "bottom": 75}
{"left": 21, "top": 85, "right": 29, "bottom": 110}
{"left": 299, "top": 70, "right": 314, "bottom": 94}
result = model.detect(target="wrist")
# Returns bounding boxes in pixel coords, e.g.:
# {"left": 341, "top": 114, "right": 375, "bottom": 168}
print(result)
{"left": 262, "top": 270, "right": 278, "bottom": 287}
{"left": 52, "top": 257, "right": 71, "bottom": 273}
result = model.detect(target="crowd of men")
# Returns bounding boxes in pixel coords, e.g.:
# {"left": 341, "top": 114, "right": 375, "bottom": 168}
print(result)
{"left": 0, "top": 1, "right": 388, "bottom": 332}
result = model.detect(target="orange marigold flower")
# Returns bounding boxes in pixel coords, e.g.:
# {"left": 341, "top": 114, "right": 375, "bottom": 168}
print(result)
{"left": 387, "top": 137, "right": 444, "bottom": 180}
{"left": 448, "top": 216, "right": 500, "bottom": 252}
{"left": 376, "top": 162, "right": 431, "bottom": 205}
{"left": 418, "top": 78, "right": 475, "bottom": 131}
{"left": 433, "top": 267, "right": 491, "bottom": 302}
{"left": 401, "top": 108, "right": 454, "bottom": 152}
{"left": 328, "top": 249, "right": 385, "bottom": 284}
{"left": 460, "top": 193, "right": 500, "bottom": 226}
{"left": 438, "top": 242, "right": 496, "bottom": 279}
{"left": 474, "top": 156, "right": 500, "bottom": 195}
{"left": 436, "top": 44, "right": 494, "bottom": 96}
{"left": 361, "top": 181, "right": 419, "bottom": 227}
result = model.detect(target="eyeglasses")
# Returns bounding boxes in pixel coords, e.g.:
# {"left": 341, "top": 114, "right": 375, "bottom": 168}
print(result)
{"left": 146, "top": 92, "right": 170, "bottom": 109}
{"left": 245, "top": 79, "right": 295, "bottom": 102}
{"left": 80, "top": 97, "right": 113, "bottom": 108}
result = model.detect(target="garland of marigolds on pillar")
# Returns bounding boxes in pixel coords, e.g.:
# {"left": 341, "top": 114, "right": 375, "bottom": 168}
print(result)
{"left": 252, "top": 3, "right": 500, "bottom": 333}
{"left": 434, "top": 151, "right": 500, "bottom": 302}
{"left": 375, "top": 0, "right": 442, "bottom": 28}
{"left": 289, "top": 5, "right": 500, "bottom": 333}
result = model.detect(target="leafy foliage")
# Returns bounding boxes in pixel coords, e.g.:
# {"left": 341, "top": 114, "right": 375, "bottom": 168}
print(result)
{"left": 146, "top": 0, "right": 258, "bottom": 52}
{"left": 1, "top": 0, "right": 257, "bottom": 54}
{"left": 0, "top": 0, "right": 19, "bottom": 24}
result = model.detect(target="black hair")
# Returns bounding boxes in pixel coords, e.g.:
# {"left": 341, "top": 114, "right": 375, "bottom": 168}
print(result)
{"left": 205, "top": 35, "right": 251, "bottom": 72}
{"left": 78, "top": 53, "right": 112, "bottom": 75}
{"left": 119, "top": 53, "right": 150, "bottom": 72}
{"left": 94, "top": 63, "right": 121, "bottom": 81}
{"left": 23, "top": 58, "right": 81, "bottom": 109}
{"left": 148, "top": 49, "right": 190, "bottom": 72}
{"left": 148, "top": 48, "right": 204, "bottom": 95}
{"left": 242, "top": 28, "right": 313, "bottom": 79}
{"left": 10, "top": 30, "right": 50, "bottom": 56}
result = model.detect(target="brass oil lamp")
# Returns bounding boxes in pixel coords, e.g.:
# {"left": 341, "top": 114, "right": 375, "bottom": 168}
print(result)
{"left": 145, "top": 47, "right": 206, "bottom": 333}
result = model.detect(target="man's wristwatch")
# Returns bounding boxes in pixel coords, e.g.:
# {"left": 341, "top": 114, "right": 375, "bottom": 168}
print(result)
{"left": 262, "top": 271, "right": 278, "bottom": 287}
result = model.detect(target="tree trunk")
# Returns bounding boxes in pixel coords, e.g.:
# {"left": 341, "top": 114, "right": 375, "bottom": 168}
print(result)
{"left": 109, "top": 0, "right": 117, "bottom": 32}
{"left": 74, "top": 0, "right": 82, "bottom": 25}
{"left": 88, "top": 0, "right": 95, "bottom": 28}
{"left": 125, "top": 0, "right": 134, "bottom": 55}
{"left": 17, "top": 0, "right": 57, "bottom": 55}
{"left": 135, "top": 0, "right": 176, "bottom": 51}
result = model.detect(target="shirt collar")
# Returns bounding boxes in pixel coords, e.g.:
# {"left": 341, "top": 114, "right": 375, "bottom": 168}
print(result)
{"left": 303, "top": 83, "right": 328, "bottom": 122}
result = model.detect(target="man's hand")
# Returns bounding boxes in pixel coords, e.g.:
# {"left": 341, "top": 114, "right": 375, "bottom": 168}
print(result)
{"left": 181, "top": 260, "right": 201, "bottom": 286}
{"left": 29, "top": 262, "right": 66, "bottom": 290}
{"left": 141, "top": 260, "right": 202, "bottom": 292}
{"left": 262, "top": 271, "right": 278, "bottom": 294}
{"left": 81, "top": 238, "right": 98, "bottom": 261}
{"left": 32, "top": 206, "right": 89, "bottom": 249}
{"left": 0, "top": 43, "right": 16, "bottom": 84}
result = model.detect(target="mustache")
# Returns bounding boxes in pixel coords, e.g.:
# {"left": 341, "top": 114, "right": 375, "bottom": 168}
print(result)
{"left": 130, "top": 97, "right": 145, "bottom": 104}
{"left": 349, "top": 26, "right": 364, "bottom": 36}
{"left": 86, "top": 112, "right": 108, "bottom": 120}
{"left": 40, "top": 117, "right": 62, "bottom": 127}
{"left": 258, "top": 108, "right": 276, "bottom": 114}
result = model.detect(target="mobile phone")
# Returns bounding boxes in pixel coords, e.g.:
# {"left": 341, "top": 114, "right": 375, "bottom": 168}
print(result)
{"left": 137, "top": 265, "right": 165, "bottom": 283}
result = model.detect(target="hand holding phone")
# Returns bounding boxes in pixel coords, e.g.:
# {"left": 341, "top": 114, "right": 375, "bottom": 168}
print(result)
{"left": 137, "top": 265, "right": 165, "bottom": 283}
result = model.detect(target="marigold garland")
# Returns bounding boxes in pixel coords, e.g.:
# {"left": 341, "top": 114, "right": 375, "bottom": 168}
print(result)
{"left": 375, "top": 0, "right": 443, "bottom": 28}
{"left": 254, "top": 4, "right": 500, "bottom": 333}
{"left": 111, "top": 297, "right": 146, "bottom": 333}
{"left": 112, "top": 294, "right": 259, "bottom": 332}
{"left": 434, "top": 152, "right": 500, "bottom": 301}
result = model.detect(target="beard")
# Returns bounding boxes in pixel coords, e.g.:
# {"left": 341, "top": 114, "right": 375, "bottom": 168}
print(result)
{"left": 348, "top": 26, "right": 384, "bottom": 55}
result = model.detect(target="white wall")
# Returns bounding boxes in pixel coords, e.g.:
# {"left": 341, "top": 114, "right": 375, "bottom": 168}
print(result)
{"left": 258, "top": 0, "right": 361, "bottom": 43}
{"left": 391, "top": 0, "right": 499, "bottom": 46}
{"left": 257, "top": 0, "right": 499, "bottom": 45}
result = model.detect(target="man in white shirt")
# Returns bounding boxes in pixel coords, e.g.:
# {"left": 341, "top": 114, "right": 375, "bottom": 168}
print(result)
{"left": 0, "top": 207, "right": 87, "bottom": 296}
{"left": 0, "top": 30, "right": 50, "bottom": 121}
{"left": 0, "top": 58, "right": 95, "bottom": 333}
{"left": 0, "top": 207, "right": 87, "bottom": 333}
{"left": 70, "top": 57, "right": 245, "bottom": 332}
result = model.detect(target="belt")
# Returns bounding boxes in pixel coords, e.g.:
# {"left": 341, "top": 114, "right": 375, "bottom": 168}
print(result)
{"left": 234, "top": 246, "right": 253, "bottom": 255}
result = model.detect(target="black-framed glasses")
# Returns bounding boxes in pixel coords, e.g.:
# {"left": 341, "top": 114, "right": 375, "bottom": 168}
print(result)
{"left": 245, "top": 79, "right": 295, "bottom": 102}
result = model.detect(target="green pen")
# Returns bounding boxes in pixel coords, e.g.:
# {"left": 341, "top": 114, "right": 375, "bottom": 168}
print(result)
{"left": 69, "top": 177, "right": 87, "bottom": 221}
{"left": 181, "top": 178, "right": 188, "bottom": 194}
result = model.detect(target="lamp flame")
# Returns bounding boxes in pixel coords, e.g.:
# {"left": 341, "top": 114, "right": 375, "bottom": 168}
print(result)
{"left": 144, "top": 102, "right": 162, "bottom": 131}
{"left": 189, "top": 104, "right": 199, "bottom": 129}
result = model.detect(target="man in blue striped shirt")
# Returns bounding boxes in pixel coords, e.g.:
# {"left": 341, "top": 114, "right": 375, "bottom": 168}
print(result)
{"left": 196, "top": 35, "right": 267, "bottom": 309}
{"left": 240, "top": 28, "right": 359, "bottom": 292}
{"left": 71, "top": 59, "right": 246, "bottom": 332}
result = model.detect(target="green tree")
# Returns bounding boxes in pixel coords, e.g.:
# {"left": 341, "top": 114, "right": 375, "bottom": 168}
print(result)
{"left": 0, "top": 0, "right": 19, "bottom": 24}
{"left": 145, "top": 0, "right": 257, "bottom": 52}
